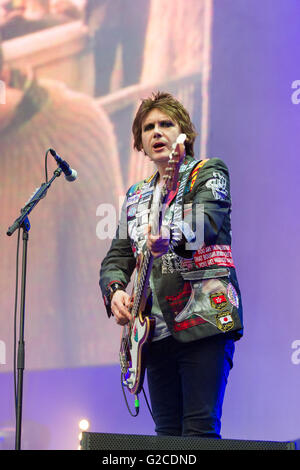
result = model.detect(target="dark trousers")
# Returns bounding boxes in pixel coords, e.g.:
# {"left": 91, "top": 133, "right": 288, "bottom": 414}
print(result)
{"left": 146, "top": 334, "right": 235, "bottom": 438}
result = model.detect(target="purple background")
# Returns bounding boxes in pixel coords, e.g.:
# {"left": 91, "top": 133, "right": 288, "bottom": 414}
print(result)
{"left": 1, "top": 0, "right": 300, "bottom": 449}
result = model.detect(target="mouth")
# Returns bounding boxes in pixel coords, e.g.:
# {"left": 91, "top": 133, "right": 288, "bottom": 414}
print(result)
{"left": 152, "top": 141, "right": 168, "bottom": 152}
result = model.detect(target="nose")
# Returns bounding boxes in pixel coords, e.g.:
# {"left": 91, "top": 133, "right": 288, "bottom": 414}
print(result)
{"left": 153, "top": 124, "right": 162, "bottom": 138}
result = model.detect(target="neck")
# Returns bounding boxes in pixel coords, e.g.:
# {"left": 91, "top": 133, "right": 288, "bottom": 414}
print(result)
{"left": 156, "top": 162, "right": 169, "bottom": 186}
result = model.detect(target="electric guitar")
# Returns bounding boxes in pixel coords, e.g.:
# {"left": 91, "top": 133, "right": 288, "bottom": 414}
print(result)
{"left": 120, "top": 133, "right": 186, "bottom": 395}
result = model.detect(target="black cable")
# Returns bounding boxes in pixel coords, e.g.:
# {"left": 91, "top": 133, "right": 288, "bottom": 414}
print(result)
{"left": 142, "top": 386, "right": 155, "bottom": 422}
{"left": 120, "top": 371, "right": 156, "bottom": 423}
{"left": 120, "top": 373, "right": 140, "bottom": 417}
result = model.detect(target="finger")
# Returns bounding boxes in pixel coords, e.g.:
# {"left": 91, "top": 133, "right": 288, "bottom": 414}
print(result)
{"left": 111, "top": 299, "right": 131, "bottom": 321}
{"left": 115, "top": 314, "right": 129, "bottom": 326}
{"left": 124, "top": 297, "right": 134, "bottom": 312}
{"left": 124, "top": 296, "right": 131, "bottom": 308}
{"left": 147, "top": 224, "right": 159, "bottom": 238}
{"left": 112, "top": 305, "right": 131, "bottom": 324}
{"left": 119, "top": 300, "right": 132, "bottom": 319}
{"left": 146, "top": 224, "right": 151, "bottom": 238}
{"left": 149, "top": 239, "right": 169, "bottom": 252}
{"left": 150, "top": 241, "right": 170, "bottom": 257}
{"left": 115, "top": 304, "right": 131, "bottom": 321}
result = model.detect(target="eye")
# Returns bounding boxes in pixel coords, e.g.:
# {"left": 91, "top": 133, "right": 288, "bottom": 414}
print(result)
{"left": 143, "top": 123, "right": 154, "bottom": 132}
{"left": 160, "top": 120, "right": 174, "bottom": 127}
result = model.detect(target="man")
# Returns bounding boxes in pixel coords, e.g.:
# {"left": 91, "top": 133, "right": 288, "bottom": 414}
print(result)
{"left": 0, "top": 38, "right": 122, "bottom": 369}
{"left": 99, "top": 91, "right": 243, "bottom": 438}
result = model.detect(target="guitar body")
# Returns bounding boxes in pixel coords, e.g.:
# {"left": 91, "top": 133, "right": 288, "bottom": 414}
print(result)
{"left": 120, "top": 294, "right": 155, "bottom": 395}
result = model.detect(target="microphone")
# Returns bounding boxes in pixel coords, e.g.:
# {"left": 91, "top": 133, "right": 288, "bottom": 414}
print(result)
{"left": 49, "top": 148, "right": 77, "bottom": 182}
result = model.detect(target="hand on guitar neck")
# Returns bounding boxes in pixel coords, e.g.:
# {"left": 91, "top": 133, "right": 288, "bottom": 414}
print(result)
{"left": 146, "top": 224, "right": 170, "bottom": 258}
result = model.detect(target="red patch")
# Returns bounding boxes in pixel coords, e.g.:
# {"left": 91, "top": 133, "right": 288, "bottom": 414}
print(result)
{"left": 194, "top": 244, "right": 235, "bottom": 268}
{"left": 174, "top": 316, "right": 207, "bottom": 332}
{"left": 165, "top": 282, "right": 192, "bottom": 315}
{"left": 212, "top": 294, "right": 227, "bottom": 305}
{"left": 210, "top": 292, "right": 228, "bottom": 310}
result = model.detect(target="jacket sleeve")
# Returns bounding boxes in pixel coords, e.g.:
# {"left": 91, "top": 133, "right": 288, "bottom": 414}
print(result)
{"left": 172, "top": 158, "right": 232, "bottom": 257}
{"left": 99, "top": 196, "right": 136, "bottom": 317}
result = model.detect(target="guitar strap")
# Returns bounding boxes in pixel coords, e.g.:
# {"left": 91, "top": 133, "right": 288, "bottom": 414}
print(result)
{"left": 169, "top": 158, "right": 200, "bottom": 248}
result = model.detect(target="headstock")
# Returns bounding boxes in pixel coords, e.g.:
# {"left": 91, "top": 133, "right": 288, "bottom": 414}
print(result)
{"left": 163, "top": 133, "right": 186, "bottom": 192}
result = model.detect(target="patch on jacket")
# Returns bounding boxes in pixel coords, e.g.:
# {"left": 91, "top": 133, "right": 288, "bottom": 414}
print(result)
{"left": 193, "top": 245, "right": 235, "bottom": 268}
{"left": 173, "top": 316, "right": 207, "bottom": 332}
{"left": 184, "top": 159, "right": 209, "bottom": 194}
{"left": 227, "top": 282, "right": 239, "bottom": 308}
{"left": 205, "top": 171, "right": 228, "bottom": 200}
{"left": 165, "top": 281, "right": 192, "bottom": 316}
{"left": 165, "top": 281, "right": 209, "bottom": 332}
{"left": 210, "top": 292, "right": 228, "bottom": 310}
{"left": 216, "top": 311, "right": 235, "bottom": 332}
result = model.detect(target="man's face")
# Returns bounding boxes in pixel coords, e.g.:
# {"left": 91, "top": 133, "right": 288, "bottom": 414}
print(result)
{"left": 141, "top": 108, "right": 181, "bottom": 165}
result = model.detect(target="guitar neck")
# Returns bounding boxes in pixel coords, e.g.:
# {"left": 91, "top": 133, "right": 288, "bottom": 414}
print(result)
{"left": 132, "top": 185, "right": 168, "bottom": 313}
{"left": 131, "top": 247, "right": 153, "bottom": 317}
{"left": 130, "top": 135, "right": 186, "bottom": 318}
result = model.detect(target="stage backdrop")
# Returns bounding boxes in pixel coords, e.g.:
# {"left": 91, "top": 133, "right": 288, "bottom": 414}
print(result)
{"left": 0, "top": 0, "right": 299, "bottom": 450}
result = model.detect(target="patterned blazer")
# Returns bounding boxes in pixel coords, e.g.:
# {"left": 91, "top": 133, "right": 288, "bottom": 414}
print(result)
{"left": 99, "top": 155, "right": 243, "bottom": 343}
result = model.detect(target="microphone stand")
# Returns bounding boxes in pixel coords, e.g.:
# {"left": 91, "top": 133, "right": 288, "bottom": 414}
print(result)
{"left": 7, "top": 167, "right": 62, "bottom": 450}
